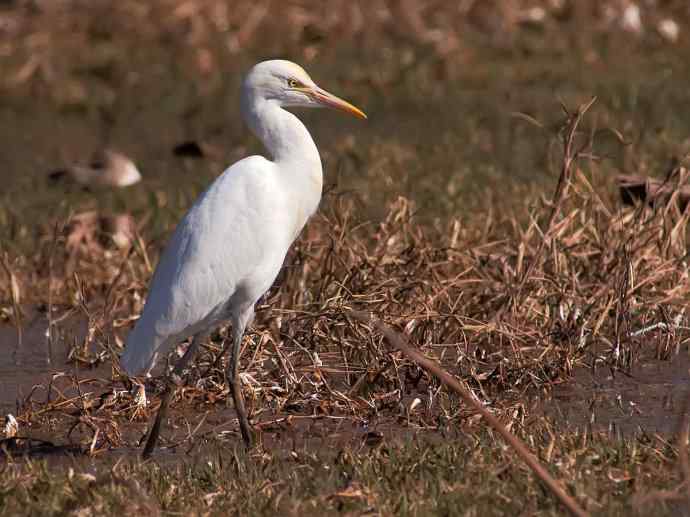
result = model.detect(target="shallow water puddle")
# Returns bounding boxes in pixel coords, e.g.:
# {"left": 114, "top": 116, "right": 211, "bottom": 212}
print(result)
{"left": 1, "top": 311, "right": 440, "bottom": 461}
{"left": 548, "top": 353, "right": 690, "bottom": 436}
{"left": 0, "top": 307, "right": 105, "bottom": 415}
{"left": 3, "top": 306, "right": 689, "bottom": 464}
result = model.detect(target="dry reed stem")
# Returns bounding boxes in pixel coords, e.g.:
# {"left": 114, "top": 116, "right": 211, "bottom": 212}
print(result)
{"left": 350, "top": 310, "right": 589, "bottom": 517}
{"left": 516, "top": 97, "right": 596, "bottom": 297}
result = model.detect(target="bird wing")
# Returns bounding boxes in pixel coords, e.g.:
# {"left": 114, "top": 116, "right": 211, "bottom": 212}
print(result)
{"left": 121, "top": 155, "right": 290, "bottom": 374}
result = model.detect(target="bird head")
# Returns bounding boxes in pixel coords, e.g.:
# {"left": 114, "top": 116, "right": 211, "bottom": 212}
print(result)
{"left": 242, "top": 60, "right": 366, "bottom": 119}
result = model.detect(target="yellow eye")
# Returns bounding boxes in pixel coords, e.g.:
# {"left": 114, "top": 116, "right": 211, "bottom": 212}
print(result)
{"left": 287, "top": 78, "right": 300, "bottom": 88}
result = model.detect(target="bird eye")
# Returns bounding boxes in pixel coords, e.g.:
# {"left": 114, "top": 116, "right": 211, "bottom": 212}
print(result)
{"left": 287, "top": 78, "right": 300, "bottom": 88}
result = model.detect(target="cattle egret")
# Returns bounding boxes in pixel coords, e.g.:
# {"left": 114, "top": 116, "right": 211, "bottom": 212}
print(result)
{"left": 120, "top": 60, "right": 366, "bottom": 456}
{"left": 49, "top": 149, "right": 142, "bottom": 188}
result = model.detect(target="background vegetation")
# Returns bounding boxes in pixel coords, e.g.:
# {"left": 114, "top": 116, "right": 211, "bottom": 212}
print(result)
{"left": 1, "top": 1, "right": 690, "bottom": 515}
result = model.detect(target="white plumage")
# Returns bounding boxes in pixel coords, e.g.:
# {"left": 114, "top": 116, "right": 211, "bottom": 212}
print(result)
{"left": 120, "top": 154, "right": 294, "bottom": 374}
{"left": 119, "top": 60, "right": 366, "bottom": 454}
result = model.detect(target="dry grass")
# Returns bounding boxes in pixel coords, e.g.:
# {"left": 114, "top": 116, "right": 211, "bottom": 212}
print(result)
{"left": 1, "top": 0, "right": 688, "bottom": 102}
{"left": 1, "top": 100, "right": 688, "bottom": 463}
{"left": 1, "top": 2, "right": 690, "bottom": 514}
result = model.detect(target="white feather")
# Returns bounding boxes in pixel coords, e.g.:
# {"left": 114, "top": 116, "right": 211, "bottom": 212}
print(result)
{"left": 120, "top": 60, "right": 365, "bottom": 376}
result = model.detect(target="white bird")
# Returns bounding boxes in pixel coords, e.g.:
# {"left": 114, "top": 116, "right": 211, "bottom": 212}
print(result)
{"left": 119, "top": 60, "right": 366, "bottom": 456}
{"left": 49, "top": 149, "right": 142, "bottom": 188}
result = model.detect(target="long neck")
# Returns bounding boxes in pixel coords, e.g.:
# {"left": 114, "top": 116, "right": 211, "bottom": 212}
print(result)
{"left": 242, "top": 95, "right": 322, "bottom": 172}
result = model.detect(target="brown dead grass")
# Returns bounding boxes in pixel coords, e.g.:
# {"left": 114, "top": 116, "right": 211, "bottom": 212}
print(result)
{"left": 1, "top": 0, "right": 688, "bottom": 101}
{"left": 0, "top": 4, "right": 689, "bottom": 515}
{"left": 0, "top": 99, "right": 688, "bottom": 457}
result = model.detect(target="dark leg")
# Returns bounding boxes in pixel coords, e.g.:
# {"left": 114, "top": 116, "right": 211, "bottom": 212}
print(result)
{"left": 142, "top": 333, "right": 204, "bottom": 459}
{"left": 228, "top": 309, "right": 254, "bottom": 447}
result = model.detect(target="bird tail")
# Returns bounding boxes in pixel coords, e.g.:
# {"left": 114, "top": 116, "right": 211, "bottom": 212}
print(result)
{"left": 120, "top": 320, "right": 163, "bottom": 377}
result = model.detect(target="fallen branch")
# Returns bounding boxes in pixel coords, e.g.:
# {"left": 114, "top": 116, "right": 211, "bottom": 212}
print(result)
{"left": 350, "top": 310, "right": 589, "bottom": 517}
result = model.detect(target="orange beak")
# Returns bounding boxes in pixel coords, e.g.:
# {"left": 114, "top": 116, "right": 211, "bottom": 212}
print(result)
{"left": 302, "top": 86, "right": 367, "bottom": 119}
